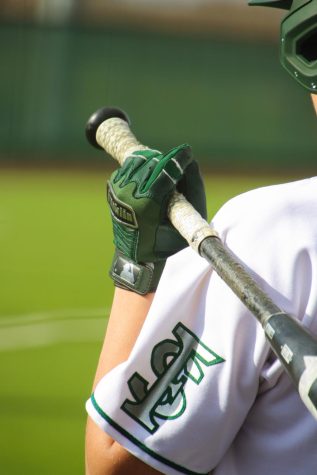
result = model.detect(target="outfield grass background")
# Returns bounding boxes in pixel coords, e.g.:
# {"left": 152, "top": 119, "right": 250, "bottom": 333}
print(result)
{"left": 2, "top": 22, "right": 317, "bottom": 168}
{"left": 0, "top": 166, "right": 308, "bottom": 474}
{"left": 1, "top": 7, "right": 316, "bottom": 474}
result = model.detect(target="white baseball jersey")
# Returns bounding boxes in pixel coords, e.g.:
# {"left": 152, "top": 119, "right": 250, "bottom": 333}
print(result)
{"left": 86, "top": 177, "right": 317, "bottom": 475}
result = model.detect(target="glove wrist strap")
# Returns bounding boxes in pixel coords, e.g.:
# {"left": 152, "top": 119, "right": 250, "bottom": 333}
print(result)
{"left": 109, "top": 251, "right": 166, "bottom": 295}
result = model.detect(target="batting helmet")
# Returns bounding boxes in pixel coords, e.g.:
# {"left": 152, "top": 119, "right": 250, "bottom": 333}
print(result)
{"left": 249, "top": 0, "right": 317, "bottom": 93}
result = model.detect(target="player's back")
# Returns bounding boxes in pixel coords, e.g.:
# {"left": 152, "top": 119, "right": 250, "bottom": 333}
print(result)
{"left": 212, "top": 177, "right": 317, "bottom": 475}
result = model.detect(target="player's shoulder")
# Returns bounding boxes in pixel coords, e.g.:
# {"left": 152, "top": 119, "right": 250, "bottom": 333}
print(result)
{"left": 217, "top": 176, "right": 317, "bottom": 216}
{"left": 212, "top": 176, "right": 317, "bottom": 240}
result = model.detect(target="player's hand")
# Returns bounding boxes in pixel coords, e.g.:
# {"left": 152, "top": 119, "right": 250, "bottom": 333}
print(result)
{"left": 107, "top": 144, "right": 207, "bottom": 294}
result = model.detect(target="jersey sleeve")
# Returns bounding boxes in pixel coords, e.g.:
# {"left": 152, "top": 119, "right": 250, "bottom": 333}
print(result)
{"left": 86, "top": 235, "right": 270, "bottom": 473}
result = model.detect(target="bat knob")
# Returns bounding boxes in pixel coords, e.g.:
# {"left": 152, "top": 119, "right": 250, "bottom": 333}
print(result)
{"left": 85, "top": 106, "right": 130, "bottom": 150}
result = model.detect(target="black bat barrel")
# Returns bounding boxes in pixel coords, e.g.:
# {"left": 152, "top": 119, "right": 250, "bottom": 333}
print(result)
{"left": 200, "top": 236, "right": 317, "bottom": 418}
{"left": 265, "top": 313, "right": 317, "bottom": 411}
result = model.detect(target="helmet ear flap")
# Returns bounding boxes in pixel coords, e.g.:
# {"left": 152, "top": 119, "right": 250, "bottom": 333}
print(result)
{"left": 248, "top": 0, "right": 292, "bottom": 9}
{"left": 280, "top": 1, "right": 317, "bottom": 93}
{"left": 249, "top": 0, "right": 317, "bottom": 94}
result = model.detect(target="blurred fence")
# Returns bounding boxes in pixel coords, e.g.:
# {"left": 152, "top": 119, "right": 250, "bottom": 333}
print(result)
{"left": 1, "top": 19, "right": 316, "bottom": 170}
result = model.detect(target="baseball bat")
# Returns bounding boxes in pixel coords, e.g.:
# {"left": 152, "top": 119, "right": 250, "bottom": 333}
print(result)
{"left": 85, "top": 106, "right": 317, "bottom": 421}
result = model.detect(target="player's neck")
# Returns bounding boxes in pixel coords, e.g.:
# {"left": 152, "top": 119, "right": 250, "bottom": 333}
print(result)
{"left": 312, "top": 94, "right": 317, "bottom": 115}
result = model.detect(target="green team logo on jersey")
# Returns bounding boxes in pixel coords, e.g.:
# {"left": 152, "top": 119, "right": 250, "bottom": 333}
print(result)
{"left": 121, "top": 322, "right": 225, "bottom": 434}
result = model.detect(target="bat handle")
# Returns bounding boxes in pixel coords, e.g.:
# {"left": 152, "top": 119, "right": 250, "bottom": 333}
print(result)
{"left": 89, "top": 110, "right": 218, "bottom": 253}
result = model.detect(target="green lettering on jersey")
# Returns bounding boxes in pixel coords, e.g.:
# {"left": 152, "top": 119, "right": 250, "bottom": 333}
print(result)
{"left": 121, "top": 322, "right": 225, "bottom": 433}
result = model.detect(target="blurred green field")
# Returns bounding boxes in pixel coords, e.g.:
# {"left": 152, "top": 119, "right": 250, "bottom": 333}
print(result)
{"left": 0, "top": 167, "right": 305, "bottom": 474}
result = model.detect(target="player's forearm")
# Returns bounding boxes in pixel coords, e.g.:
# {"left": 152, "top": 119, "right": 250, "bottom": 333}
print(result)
{"left": 91, "top": 287, "right": 155, "bottom": 384}
{"left": 85, "top": 424, "right": 161, "bottom": 475}
{"left": 86, "top": 287, "right": 156, "bottom": 474}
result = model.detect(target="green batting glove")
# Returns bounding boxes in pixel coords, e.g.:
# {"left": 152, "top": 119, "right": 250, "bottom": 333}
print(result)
{"left": 107, "top": 143, "right": 207, "bottom": 294}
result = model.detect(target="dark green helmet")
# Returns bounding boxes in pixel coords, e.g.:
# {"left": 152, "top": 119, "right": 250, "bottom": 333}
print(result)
{"left": 249, "top": 0, "right": 317, "bottom": 93}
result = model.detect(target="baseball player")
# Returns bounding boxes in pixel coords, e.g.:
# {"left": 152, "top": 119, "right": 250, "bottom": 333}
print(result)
{"left": 85, "top": 2, "right": 317, "bottom": 474}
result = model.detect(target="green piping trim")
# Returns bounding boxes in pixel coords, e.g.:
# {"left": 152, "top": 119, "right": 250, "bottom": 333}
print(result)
{"left": 90, "top": 393, "right": 208, "bottom": 475}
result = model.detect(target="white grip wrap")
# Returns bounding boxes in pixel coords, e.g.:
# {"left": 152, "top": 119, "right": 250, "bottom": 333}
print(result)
{"left": 168, "top": 192, "right": 218, "bottom": 253}
{"left": 96, "top": 118, "right": 150, "bottom": 166}
{"left": 96, "top": 117, "right": 218, "bottom": 253}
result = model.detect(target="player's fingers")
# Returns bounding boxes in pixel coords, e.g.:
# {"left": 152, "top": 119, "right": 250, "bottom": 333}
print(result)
{"left": 177, "top": 160, "right": 208, "bottom": 220}
{"left": 113, "top": 155, "right": 147, "bottom": 184}
{"left": 153, "top": 144, "right": 192, "bottom": 183}
{"left": 140, "top": 144, "right": 192, "bottom": 194}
